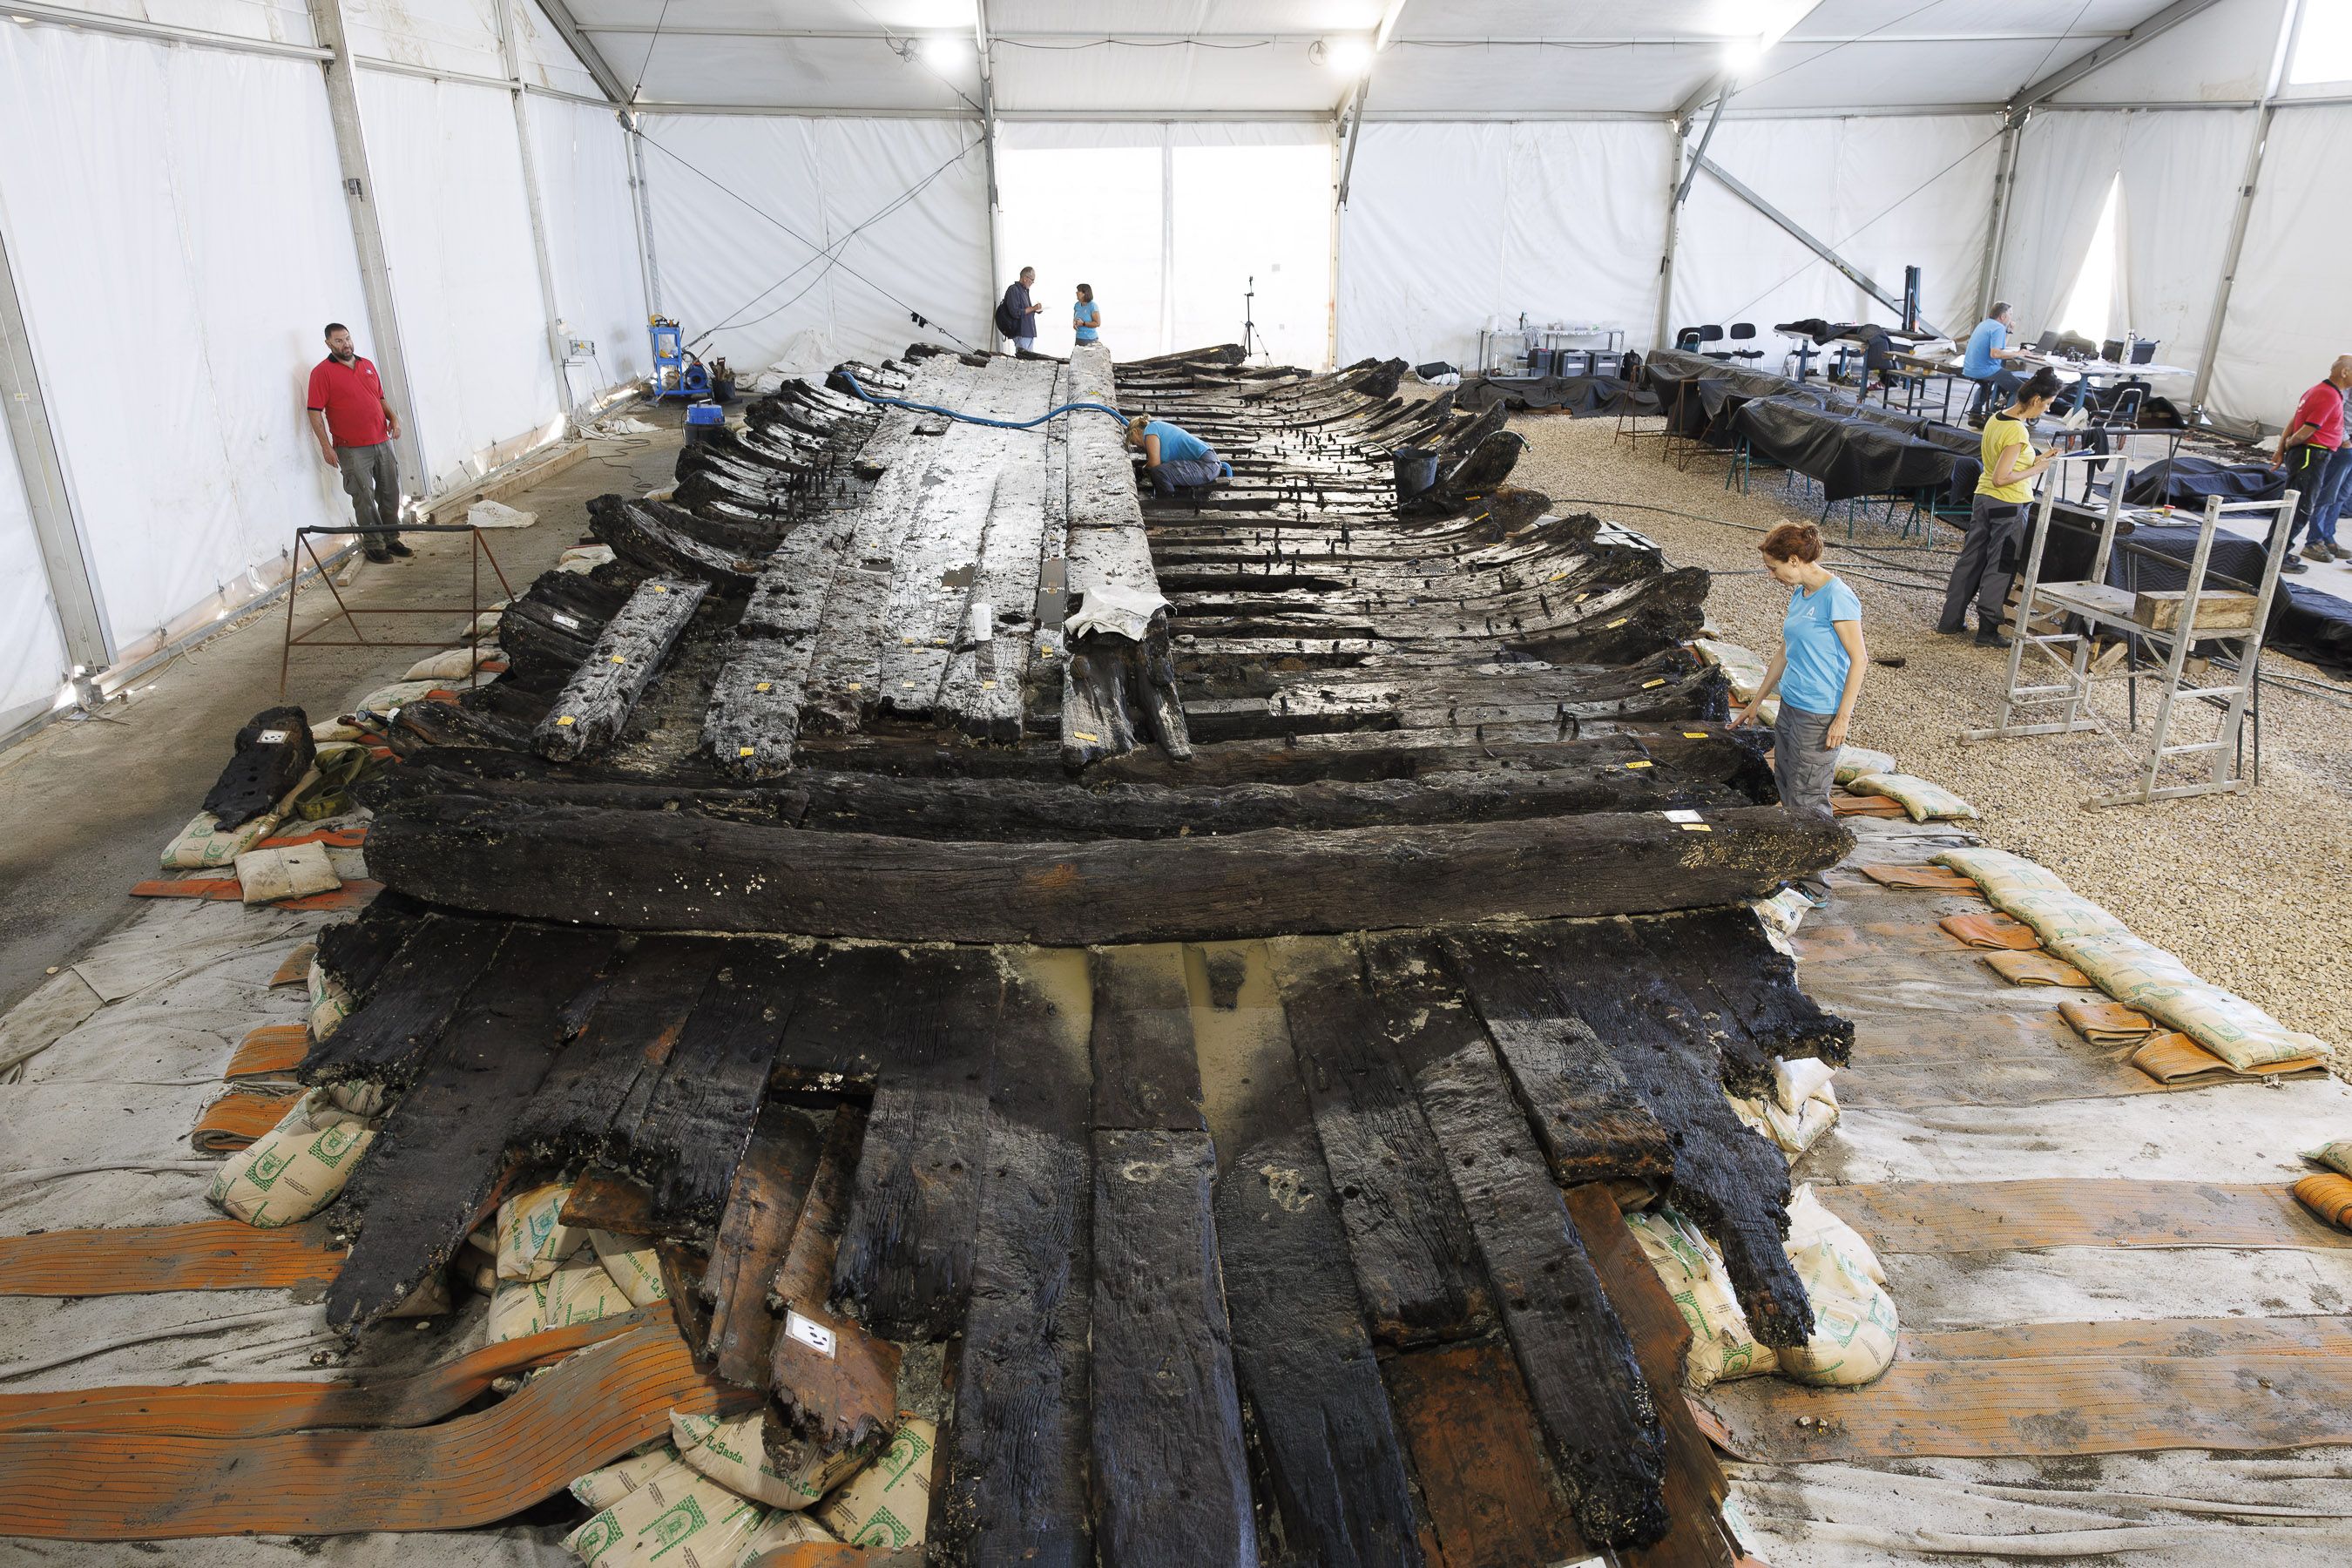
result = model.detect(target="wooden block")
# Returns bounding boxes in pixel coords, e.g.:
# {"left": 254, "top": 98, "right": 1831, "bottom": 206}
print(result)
{"left": 829, "top": 948, "right": 1004, "bottom": 1341}
{"left": 1090, "top": 1127, "right": 1255, "bottom": 1568}
{"left": 770, "top": 1104, "right": 901, "bottom": 1455}
{"left": 301, "top": 915, "right": 512, "bottom": 1090}
{"left": 1087, "top": 943, "right": 1205, "bottom": 1132}
{"left": 558, "top": 1166, "right": 659, "bottom": 1234}
{"left": 1382, "top": 1341, "right": 1592, "bottom": 1568}
{"left": 932, "top": 948, "right": 1095, "bottom": 1568}
{"left": 1266, "top": 935, "right": 1491, "bottom": 1347}
{"left": 519, "top": 936, "right": 724, "bottom": 1168}
{"left": 533, "top": 577, "right": 708, "bottom": 761}
{"left": 701, "top": 1098, "right": 828, "bottom": 1387}
{"left": 2134, "top": 588, "right": 2257, "bottom": 632}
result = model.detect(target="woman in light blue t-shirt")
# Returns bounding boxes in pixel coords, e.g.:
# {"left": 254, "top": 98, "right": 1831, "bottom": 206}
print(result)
{"left": 1731, "top": 521, "right": 1867, "bottom": 901}
{"left": 1072, "top": 284, "right": 1100, "bottom": 346}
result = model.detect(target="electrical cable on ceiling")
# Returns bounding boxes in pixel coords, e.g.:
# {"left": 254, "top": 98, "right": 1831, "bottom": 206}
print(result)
{"left": 626, "top": 0, "right": 674, "bottom": 103}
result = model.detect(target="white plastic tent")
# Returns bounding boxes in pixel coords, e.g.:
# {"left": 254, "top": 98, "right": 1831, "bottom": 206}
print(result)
{"left": 2, "top": 0, "right": 2345, "bottom": 737}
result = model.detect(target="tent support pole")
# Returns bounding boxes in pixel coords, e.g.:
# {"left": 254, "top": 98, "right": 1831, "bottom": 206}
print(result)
{"left": 2190, "top": 0, "right": 2305, "bottom": 419}
{"left": 1977, "top": 113, "right": 2023, "bottom": 320}
{"left": 1654, "top": 125, "right": 1686, "bottom": 353}
{"left": 1692, "top": 152, "right": 1938, "bottom": 335}
{"left": 496, "top": 0, "right": 576, "bottom": 422}
{"left": 306, "top": 0, "right": 429, "bottom": 499}
{"left": 0, "top": 220, "right": 111, "bottom": 680}
{"left": 628, "top": 119, "right": 663, "bottom": 319}
{"left": 977, "top": 1, "right": 1004, "bottom": 338}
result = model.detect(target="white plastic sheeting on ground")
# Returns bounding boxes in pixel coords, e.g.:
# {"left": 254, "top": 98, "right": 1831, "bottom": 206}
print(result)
{"left": 0, "top": 428, "right": 67, "bottom": 738}
{"left": 1003, "top": 121, "right": 1335, "bottom": 368}
{"left": 527, "top": 93, "right": 652, "bottom": 395}
{"left": 357, "top": 71, "right": 564, "bottom": 490}
{"left": 0, "top": 24, "right": 366, "bottom": 658}
{"left": 1335, "top": 120, "right": 1670, "bottom": 369}
{"left": 1671, "top": 115, "right": 2003, "bottom": 350}
{"left": 636, "top": 112, "right": 991, "bottom": 372}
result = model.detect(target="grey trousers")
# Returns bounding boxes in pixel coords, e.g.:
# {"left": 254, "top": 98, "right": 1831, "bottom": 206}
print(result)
{"left": 1938, "top": 492, "right": 2025, "bottom": 632}
{"left": 1773, "top": 700, "right": 1841, "bottom": 895}
{"left": 1150, "top": 451, "right": 1224, "bottom": 494}
{"left": 335, "top": 441, "right": 402, "bottom": 546}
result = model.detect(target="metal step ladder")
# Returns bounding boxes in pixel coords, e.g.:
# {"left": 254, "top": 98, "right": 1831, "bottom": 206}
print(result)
{"left": 1960, "top": 446, "right": 2295, "bottom": 808}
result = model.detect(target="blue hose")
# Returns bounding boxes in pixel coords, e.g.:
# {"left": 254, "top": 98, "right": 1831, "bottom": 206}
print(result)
{"left": 835, "top": 368, "right": 1129, "bottom": 431}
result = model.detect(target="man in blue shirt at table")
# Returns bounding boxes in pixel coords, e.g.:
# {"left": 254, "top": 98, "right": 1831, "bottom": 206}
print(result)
{"left": 1963, "top": 301, "right": 2031, "bottom": 422}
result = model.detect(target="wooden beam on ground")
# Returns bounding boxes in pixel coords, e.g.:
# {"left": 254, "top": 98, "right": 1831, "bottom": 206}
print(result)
{"left": 534, "top": 577, "right": 706, "bottom": 760}
{"left": 700, "top": 1098, "right": 828, "bottom": 1388}
{"left": 768, "top": 1104, "right": 900, "bottom": 1455}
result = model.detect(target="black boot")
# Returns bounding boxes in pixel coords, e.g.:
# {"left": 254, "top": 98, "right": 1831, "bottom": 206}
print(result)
{"left": 1974, "top": 619, "right": 2011, "bottom": 649}
{"left": 385, "top": 534, "right": 414, "bottom": 558}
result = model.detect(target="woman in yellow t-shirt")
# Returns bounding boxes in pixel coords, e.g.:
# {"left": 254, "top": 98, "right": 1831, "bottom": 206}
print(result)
{"left": 1938, "top": 367, "right": 2068, "bottom": 648}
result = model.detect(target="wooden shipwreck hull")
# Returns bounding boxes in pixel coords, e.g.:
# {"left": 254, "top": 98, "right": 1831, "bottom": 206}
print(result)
{"left": 309, "top": 342, "right": 1854, "bottom": 1564}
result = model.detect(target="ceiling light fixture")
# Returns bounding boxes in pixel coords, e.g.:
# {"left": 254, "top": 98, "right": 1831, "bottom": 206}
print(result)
{"left": 1724, "top": 0, "right": 1824, "bottom": 70}
{"left": 920, "top": 34, "right": 965, "bottom": 68}
{"left": 1321, "top": 36, "right": 1374, "bottom": 75}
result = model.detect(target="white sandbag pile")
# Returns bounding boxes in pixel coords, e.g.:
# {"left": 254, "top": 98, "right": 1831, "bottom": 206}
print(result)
{"left": 159, "top": 766, "right": 321, "bottom": 870}
{"left": 233, "top": 840, "right": 341, "bottom": 906}
{"left": 1937, "top": 846, "right": 2327, "bottom": 1071}
{"left": 208, "top": 1085, "right": 383, "bottom": 1227}
{"left": 482, "top": 1180, "right": 670, "bottom": 1343}
{"left": 1625, "top": 1185, "right": 1899, "bottom": 1390}
{"left": 1691, "top": 638, "right": 1775, "bottom": 725}
{"left": 1843, "top": 772, "right": 1978, "bottom": 821}
{"left": 402, "top": 645, "right": 502, "bottom": 683}
{"left": 1727, "top": 1056, "right": 1840, "bottom": 1157}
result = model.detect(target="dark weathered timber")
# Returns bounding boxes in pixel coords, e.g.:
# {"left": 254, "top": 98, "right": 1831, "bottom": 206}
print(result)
{"left": 933, "top": 951, "right": 1094, "bottom": 1568}
{"left": 1440, "top": 927, "right": 1677, "bottom": 1186}
{"left": 1087, "top": 944, "right": 1204, "bottom": 1132}
{"left": 828, "top": 948, "right": 1003, "bottom": 1342}
{"left": 586, "top": 495, "right": 764, "bottom": 591}
{"left": 1512, "top": 922, "right": 1813, "bottom": 1348}
{"left": 1083, "top": 728, "right": 1770, "bottom": 794}
{"left": 700, "top": 1098, "right": 828, "bottom": 1388}
{"left": 1090, "top": 1127, "right": 1257, "bottom": 1568}
{"left": 736, "top": 514, "right": 855, "bottom": 640}
{"left": 1565, "top": 1184, "right": 1740, "bottom": 1568}
{"left": 769, "top": 1103, "right": 902, "bottom": 1455}
{"left": 1382, "top": 1342, "right": 1594, "bottom": 1568}
{"left": 1266, "top": 936, "right": 1490, "bottom": 1348}
{"left": 324, "top": 924, "right": 618, "bottom": 1331}
{"left": 514, "top": 936, "right": 722, "bottom": 1166}
{"left": 368, "top": 794, "right": 1853, "bottom": 945}
{"left": 202, "top": 706, "right": 315, "bottom": 828}
{"left": 312, "top": 896, "right": 427, "bottom": 1004}
{"left": 1629, "top": 908, "right": 1853, "bottom": 1070}
{"left": 627, "top": 940, "right": 808, "bottom": 1239}
{"left": 1213, "top": 1078, "right": 1424, "bottom": 1565}
{"left": 1362, "top": 933, "right": 1670, "bottom": 1550}
{"left": 391, "top": 697, "right": 532, "bottom": 753}
{"left": 558, "top": 1165, "right": 659, "bottom": 1234}
{"left": 703, "top": 637, "right": 820, "bottom": 780}
{"left": 300, "top": 916, "right": 512, "bottom": 1089}
{"left": 533, "top": 578, "right": 709, "bottom": 761}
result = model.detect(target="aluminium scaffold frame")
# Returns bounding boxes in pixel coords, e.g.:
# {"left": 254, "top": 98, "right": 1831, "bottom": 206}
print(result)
{"left": 1960, "top": 446, "right": 2295, "bottom": 809}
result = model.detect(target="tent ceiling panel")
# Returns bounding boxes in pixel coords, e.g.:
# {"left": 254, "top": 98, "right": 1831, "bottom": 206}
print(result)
{"left": 1722, "top": 37, "right": 2078, "bottom": 112}
{"left": 517, "top": 0, "right": 610, "bottom": 98}
{"left": 567, "top": 0, "right": 984, "bottom": 30}
{"left": 1392, "top": 1, "right": 1750, "bottom": 41}
{"left": 2051, "top": 0, "right": 2285, "bottom": 104}
{"left": 1794, "top": 0, "right": 2156, "bottom": 43}
{"left": 616, "top": 32, "right": 978, "bottom": 111}
{"left": 343, "top": 0, "right": 507, "bottom": 78}
{"left": 1373, "top": 44, "right": 1717, "bottom": 116}
{"left": 20, "top": 0, "right": 318, "bottom": 49}
{"left": 990, "top": 1, "right": 1384, "bottom": 34}
{"left": 991, "top": 38, "right": 1337, "bottom": 114}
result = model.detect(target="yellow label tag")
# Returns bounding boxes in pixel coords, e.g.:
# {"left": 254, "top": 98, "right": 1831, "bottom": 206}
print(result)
{"left": 1683, "top": 731, "right": 1708, "bottom": 739}
{"left": 738, "top": 746, "right": 755, "bottom": 757}
{"left": 610, "top": 654, "right": 626, "bottom": 663}
{"left": 1625, "top": 760, "right": 1653, "bottom": 770}
{"left": 555, "top": 715, "right": 575, "bottom": 727}
{"left": 1680, "top": 822, "right": 1714, "bottom": 833}
{"left": 1608, "top": 617, "right": 1629, "bottom": 628}
{"left": 1073, "top": 731, "right": 1099, "bottom": 742}
{"left": 1643, "top": 679, "right": 1665, "bottom": 689}
{"left": 848, "top": 682, "right": 862, "bottom": 691}
{"left": 651, "top": 585, "right": 666, "bottom": 593}
{"left": 902, "top": 680, "right": 916, "bottom": 687}
{"left": 981, "top": 679, "right": 997, "bottom": 690}
{"left": 1550, "top": 572, "right": 1567, "bottom": 582}
{"left": 754, "top": 681, "right": 772, "bottom": 693}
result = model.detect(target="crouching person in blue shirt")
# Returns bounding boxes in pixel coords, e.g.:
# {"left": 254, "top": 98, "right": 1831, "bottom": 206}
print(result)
{"left": 1730, "top": 521, "right": 1869, "bottom": 905}
{"left": 1125, "top": 416, "right": 1228, "bottom": 496}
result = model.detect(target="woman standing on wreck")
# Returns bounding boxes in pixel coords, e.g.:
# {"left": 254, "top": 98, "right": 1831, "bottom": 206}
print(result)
{"left": 1731, "top": 522, "right": 1866, "bottom": 904}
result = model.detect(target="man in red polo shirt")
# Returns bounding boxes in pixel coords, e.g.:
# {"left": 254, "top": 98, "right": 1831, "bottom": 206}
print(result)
{"left": 306, "top": 322, "right": 409, "bottom": 563}
{"left": 2270, "top": 355, "right": 2352, "bottom": 575}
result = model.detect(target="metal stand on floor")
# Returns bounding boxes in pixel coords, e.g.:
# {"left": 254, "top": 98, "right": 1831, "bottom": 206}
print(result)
{"left": 279, "top": 523, "right": 515, "bottom": 700}
{"left": 1960, "top": 449, "right": 2294, "bottom": 808}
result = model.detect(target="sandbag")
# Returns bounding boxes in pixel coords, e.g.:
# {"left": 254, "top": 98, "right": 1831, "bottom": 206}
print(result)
{"left": 234, "top": 841, "right": 341, "bottom": 906}
{"left": 559, "top": 544, "right": 616, "bottom": 573}
{"left": 564, "top": 1453, "right": 771, "bottom": 1568}
{"left": 2295, "top": 1173, "right": 2352, "bottom": 1232}
{"left": 308, "top": 959, "right": 356, "bottom": 1042}
{"left": 814, "top": 1419, "right": 936, "bottom": 1551}
{"left": 498, "top": 1181, "right": 582, "bottom": 1281}
{"left": 572, "top": 1445, "right": 689, "bottom": 1511}
{"left": 160, "top": 807, "right": 282, "bottom": 870}
{"left": 2058, "top": 933, "right": 2323, "bottom": 1071}
{"left": 733, "top": 1511, "right": 838, "bottom": 1559}
{"left": 1729, "top": 1081, "right": 1839, "bottom": 1158}
{"left": 1623, "top": 1206, "right": 1774, "bottom": 1388}
{"left": 1774, "top": 1057, "right": 1836, "bottom": 1115}
{"left": 353, "top": 678, "right": 447, "bottom": 714}
{"left": 1776, "top": 1185, "right": 1898, "bottom": 1388}
{"left": 1843, "top": 771, "right": 1977, "bottom": 821}
{"left": 590, "top": 1230, "right": 671, "bottom": 1308}
{"left": 1831, "top": 746, "right": 1898, "bottom": 785}
{"left": 487, "top": 1275, "right": 552, "bottom": 1345}
{"left": 208, "top": 1088, "right": 377, "bottom": 1228}
{"left": 544, "top": 1247, "right": 635, "bottom": 1327}
{"left": 311, "top": 717, "right": 368, "bottom": 743}
{"left": 2058, "top": 998, "right": 2161, "bottom": 1045}
{"left": 402, "top": 645, "right": 501, "bottom": 683}
{"left": 1693, "top": 638, "right": 1778, "bottom": 725}
{"left": 202, "top": 706, "right": 317, "bottom": 828}
{"left": 671, "top": 1409, "right": 867, "bottom": 1511}
{"left": 2305, "top": 1140, "right": 2352, "bottom": 1179}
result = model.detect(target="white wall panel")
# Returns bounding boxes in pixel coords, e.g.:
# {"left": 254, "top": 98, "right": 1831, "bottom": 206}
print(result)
{"left": 357, "top": 70, "right": 563, "bottom": 486}
{"left": 2118, "top": 108, "right": 2253, "bottom": 385}
{"left": 637, "top": 114, "right": 990, "bottom": 372}
{"left": 527, "top": 92, "right": 648, "bottom": 392}
{"left": 0, "top": 25, "right": 364, "bottom": 654}
{"left": 0, "top": 423, "right": 69, "bottom": 737}
{"left": 2204, "top": 103, "right": 2352, "bottom": 427}
{"left": 344, "top": 0, "right": 505, "bottom": 78}
{"left": 1672, "top": 115, "right": 2000, "bottom": 352}
{"left": 2053, "top": 0, "right": 2289, "bottom": 104}
{"left": 1336, "top": 120, "right": 1670, "bottom": 368}
{"left": 1995, "top": 111, "right": 2128, "bottom": 338}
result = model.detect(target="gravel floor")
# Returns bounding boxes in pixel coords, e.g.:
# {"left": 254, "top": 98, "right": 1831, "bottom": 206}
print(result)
{"left": 1511, "top": 412, "right": 2352, "bottom": 1072}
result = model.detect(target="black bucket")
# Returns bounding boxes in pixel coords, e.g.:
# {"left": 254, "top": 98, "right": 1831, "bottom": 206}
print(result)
{"left": 1392, "top": 446, "right": 1439, "bottom": 498}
